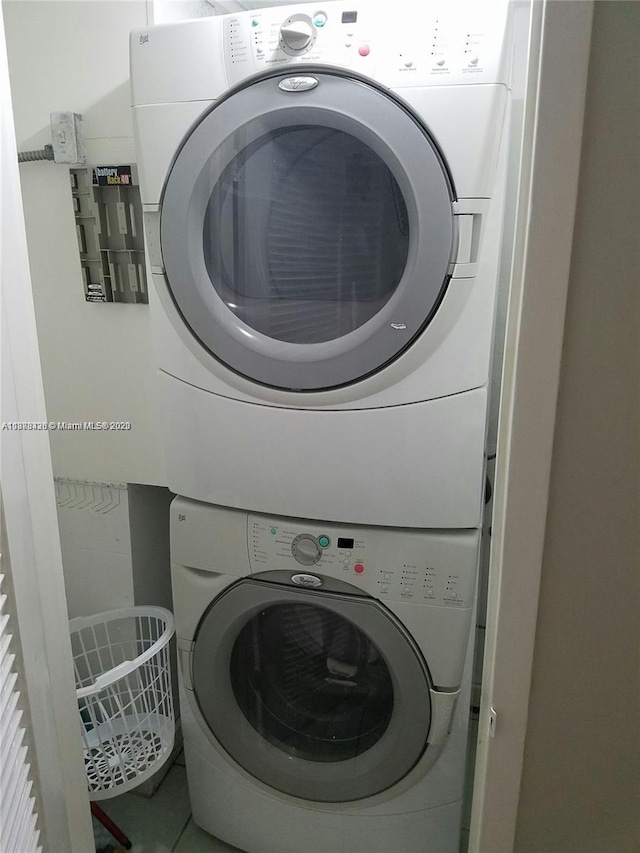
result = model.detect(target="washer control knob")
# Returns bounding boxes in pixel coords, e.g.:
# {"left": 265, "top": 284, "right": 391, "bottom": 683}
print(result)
{"left": 291, "top": 534, "right": 322, "bottom": 566}
{"left": 280, "top": 20, "right": 314, "bottom": 51}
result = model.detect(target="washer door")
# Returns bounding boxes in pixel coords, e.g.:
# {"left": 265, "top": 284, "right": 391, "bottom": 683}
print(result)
{"left": 191, "top": 577, "right": 432, "bottom": 803}
{"left": 161, "top": 70, "right": 455, "bottom": 391}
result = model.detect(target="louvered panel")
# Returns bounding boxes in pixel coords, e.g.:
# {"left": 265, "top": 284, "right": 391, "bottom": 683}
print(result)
{"left": 0, "top": 654, "right": 17, "bottom": 713}
{"left": 0, "top": 575, "right": 41, "bottom": 853}
{"left": 1, "top": 754, "right": 29, "bottom": 832}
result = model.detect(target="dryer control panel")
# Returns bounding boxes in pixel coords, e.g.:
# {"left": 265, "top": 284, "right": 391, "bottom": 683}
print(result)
{"left": 248, "top": 512, "right": 479, "bottom": 609}
{"left": 224, "top": 1, "right": 510, "bottom": 88}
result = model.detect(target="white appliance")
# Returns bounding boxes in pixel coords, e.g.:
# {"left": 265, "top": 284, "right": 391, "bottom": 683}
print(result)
{"left": 171, "top": 497, "right": 479, "bottom": 852}
{"left": 130, "top": 1, "right": 512, "bottom": 529}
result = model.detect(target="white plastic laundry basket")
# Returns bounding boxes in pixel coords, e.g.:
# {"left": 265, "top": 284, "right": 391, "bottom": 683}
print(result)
{"left": 70, "top": 606, "right": 175, "bottom": 800}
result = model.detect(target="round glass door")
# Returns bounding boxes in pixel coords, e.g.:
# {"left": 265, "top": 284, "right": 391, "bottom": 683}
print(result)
{"left": 161, "top": 70, "right": 455, "bottom": 391}
{"left": 191, "top": 577, "right": 432, "bottom": 802}
{"left": 230, "top": 601, "right": 394, "bottom": 762}
{"left": 203, "top": 125, "right": 410, "bottom": 345}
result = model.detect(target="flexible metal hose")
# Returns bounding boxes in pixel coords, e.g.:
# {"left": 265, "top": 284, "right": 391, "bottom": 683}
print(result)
{"left": 18, "top": 144, "right": 54, "bottom": 163}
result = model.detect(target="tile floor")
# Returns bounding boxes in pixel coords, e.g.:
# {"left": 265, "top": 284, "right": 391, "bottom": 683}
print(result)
{"left": 92, "top": 755, "right": 243, "bottom": 853}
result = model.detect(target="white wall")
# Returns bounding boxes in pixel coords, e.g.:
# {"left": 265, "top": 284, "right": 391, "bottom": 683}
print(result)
{"left": 55, "top": 480, "right": 134, "bottom": 618}
{"left": 3, "top": 0, "right": 166, "bottom": 485}
{"left": 514, "top": 3, "right": 640, "bottom": 851}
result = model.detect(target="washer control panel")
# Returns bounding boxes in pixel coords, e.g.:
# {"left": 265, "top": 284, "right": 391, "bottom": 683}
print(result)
{"left": 224, "top": 1, "right": 509, "bottom": 88}
{"left": 248, "top": 513, "right": 479, "bottom": 608}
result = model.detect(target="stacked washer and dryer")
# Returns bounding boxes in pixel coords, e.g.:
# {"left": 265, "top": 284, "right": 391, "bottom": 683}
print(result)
{"left": 131, "top": 3, "right": 512, "bottom": 850}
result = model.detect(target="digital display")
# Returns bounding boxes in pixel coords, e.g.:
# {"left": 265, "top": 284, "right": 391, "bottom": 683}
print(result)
{"left": 341, "top": 11, "right": 358, "bottom": 24}
{"left": 337, "top": 537, "right": 355, "bottom": 549}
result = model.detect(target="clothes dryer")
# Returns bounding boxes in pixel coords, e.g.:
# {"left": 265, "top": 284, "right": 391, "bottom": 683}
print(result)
{"left": 130, "top": 1, "right": 512, "bottom": 527}
{"left": 171, "top": 497, "right": 479, "bottom": 853}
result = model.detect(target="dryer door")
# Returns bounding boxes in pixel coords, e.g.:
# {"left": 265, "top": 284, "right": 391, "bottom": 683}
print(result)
{"left": 191, "top": 576, "right": 432, "bottom": 802}
{"left": 161, "top": 69, "right": 455, "bottom": 391}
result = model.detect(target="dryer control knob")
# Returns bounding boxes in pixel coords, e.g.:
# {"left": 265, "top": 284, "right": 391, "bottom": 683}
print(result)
{"left": 291, "top": 534, "right": 322, "bottom": 566}
{"left": 280, "top": 20, "right": 314, "bottom": 51}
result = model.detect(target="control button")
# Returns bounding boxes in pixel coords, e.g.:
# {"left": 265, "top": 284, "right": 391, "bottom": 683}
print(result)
{"left": 451, "top": 591, "right": 458, "bottom": 600}
{"left": 436, "top": 59, "right": 446, "bottom": 67}
{"left": 469, "top": 55, "right": 479, "bottom": 66}
{"left": 318, "top": 535, "right": 330, "bottom": 548}
{"left": 270, "top": 528, "right": 277, "bottom": 535}
{"left": 313, "top": 12, "right": 327, "bottom": 27}
{"left": 345, "top": 42, "right": 352, "bottom": 48}
{"left": 256, "top": 48, "right": 264, "bottom": 55}
{"left": 291, "top": 534, "right": 322, "bottom": 566}
{"left": 404, "top": 60, "right": 414, "bottom": 68}
{"left": 358, "top": 44, "right": 370, "bottom": 57}
{"left": 383, "top": 572, "right": 391, "bottom": 581}
{"left": 426, "top": 589, "right": 435, "bottom": 598}
{"left": 252, "top": 18, "right": 259, "bottom": 27}
{"left": 343, "top": 560, "right": 350, "bottom": 566}
{"left": 280, "top": 20, "right": 314, "bottom": 51}
{"left": 403, "top": 585, "right": 411, "bottom": 594}
{"left": 381, "top": 583, "right": 389, "bottom": 592}
{"left": 343, "top": 551, "right": 352, "bottom": 557}
{"left": 354, "top": 563, "right": 365, "bottom": 574}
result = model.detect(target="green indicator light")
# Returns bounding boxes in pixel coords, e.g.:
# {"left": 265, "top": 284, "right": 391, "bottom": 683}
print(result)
{"left": 270, "top": 528, "right": 277, "bottom": 535}
{"left": 318, "top": 535, "right": 330, "bottom": 548}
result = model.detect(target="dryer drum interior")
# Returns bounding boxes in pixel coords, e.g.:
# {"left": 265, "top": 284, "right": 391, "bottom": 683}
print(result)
{"left": 203, "top": 126, "right": 410, "bottom": 345}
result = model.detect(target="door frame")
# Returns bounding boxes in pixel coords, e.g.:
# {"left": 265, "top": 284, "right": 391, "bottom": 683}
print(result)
{"left": 468, "top": 2, "right": 594, "bottom": 850}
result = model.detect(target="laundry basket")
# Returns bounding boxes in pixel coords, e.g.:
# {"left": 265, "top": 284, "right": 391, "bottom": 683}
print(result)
{"left": 70, "top": 606, "right": 175, "bottom": 800}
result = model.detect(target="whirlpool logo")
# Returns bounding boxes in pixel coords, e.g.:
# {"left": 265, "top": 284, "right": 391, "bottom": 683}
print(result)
{"left": 278, "top": 76, "right": 319, "bottom": 92}
{"left": 291, "top": 573, "right": 323, "bottom": 588}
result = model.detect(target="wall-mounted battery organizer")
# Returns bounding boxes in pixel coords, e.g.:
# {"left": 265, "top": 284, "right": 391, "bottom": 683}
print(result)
{"left": 71, "top": 165, "right": 148, "bottom": 304}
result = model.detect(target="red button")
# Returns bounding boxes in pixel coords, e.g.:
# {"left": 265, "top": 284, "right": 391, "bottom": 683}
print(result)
{"left": 358, "top": 44, "right": 370, "bottom": 57}
{"left": 354, "top": 563, "right": 365, "bottom": 574}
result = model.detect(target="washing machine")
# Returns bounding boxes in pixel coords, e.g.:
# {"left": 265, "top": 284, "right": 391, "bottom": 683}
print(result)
{"left": 171, "top": 497, "right": 480, "bottom": 852}
{"left": 130, "top": 1, "right": 512, "bottom": 528}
